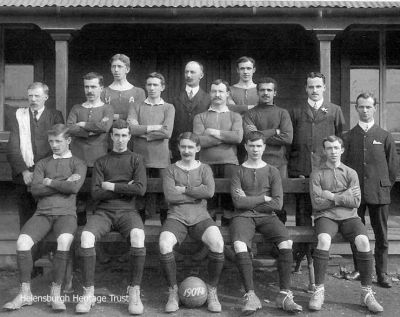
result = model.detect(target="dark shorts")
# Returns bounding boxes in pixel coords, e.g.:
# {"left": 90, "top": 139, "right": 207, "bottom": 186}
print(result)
{"left": 20, "top": 214, "right": 77, "bottom": 244}
{"left": 84, "top": 209, "right": 144, "bottom": 241}
{"left": 315, "top": 217, "right": 368, "bottom": 243}
{"left": 161, "top": 218, "right": 216, "bottom": 245}
{"left": 229, "top": 215, "right": 290, "bottom": 249}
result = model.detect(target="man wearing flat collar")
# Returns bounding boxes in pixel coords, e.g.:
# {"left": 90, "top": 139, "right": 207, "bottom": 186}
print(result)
{"left": 289, "top": 71, "right": 345, "bottom": 226}
{"left": 289, "top": 72, "right": 345, "bottom": 285}
{"left": 67, "top": 72, "right": 114, "bottom": 169}
{"left": 343, "top": 92, "right": 399, "bottom": 287}
{"left": 171, "top": 61, "right": 211, "bottom": 162}
{"left": 7, "top": 82, "right": 64, "bottom": 228}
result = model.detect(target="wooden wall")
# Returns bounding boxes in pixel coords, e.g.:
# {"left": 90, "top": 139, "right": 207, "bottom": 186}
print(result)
{"left": 3, "top": 23, "right": 344, "bottom": 121}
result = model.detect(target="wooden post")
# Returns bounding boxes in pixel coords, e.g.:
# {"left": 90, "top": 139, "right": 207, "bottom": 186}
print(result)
{"left": 0, "top": 26, "right": 5, "bottom": 131}
{"left": 49, "top": 32, "right": 72, "bottom": 120}
{"left": 315, "top": 31, "right": 338, "bottom": 103}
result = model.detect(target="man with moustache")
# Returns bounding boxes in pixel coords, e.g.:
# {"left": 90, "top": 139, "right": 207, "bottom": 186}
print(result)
{"left": 76, "top": 119, "right": 147, "bottom": 315}
{"left": 343, "top": 93, "right": 398, "bottom": 287}
{"left": 67, "top": 72, "right": 114, "bottom": 230}
{"left": 193, "top": 79, "right": 243, "bottom": 178}
{"left": 171, "top": 61, "right": 210, "bottom": 162}
{"left": 160, "top": 132, "right": 224, "bottom": 313}
{"left": 193, "top": 79, "right": 243, "bottom": 211}
{"left": 7, "top": 82, "right": 64, "bottom": 228}
{"left": 67, "top": 72, "right": 114, "bottom": 170}
{"left": 243, "top": 77, "right": 292, "bottom": 179}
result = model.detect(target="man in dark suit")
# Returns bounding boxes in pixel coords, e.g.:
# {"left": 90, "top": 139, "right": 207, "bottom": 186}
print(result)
{"left": 343, "top": 92, "right": 399, "bottom": 288}
{"left": 171, "top": 61, "right": 210, "bottom": 163}
{"left": 7, "top": 82, "right": 64, "bottom": 228}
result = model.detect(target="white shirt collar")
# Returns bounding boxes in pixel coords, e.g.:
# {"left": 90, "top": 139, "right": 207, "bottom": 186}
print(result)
{"left": 208, "top": 105, "right": 230, "bottom": 113}
{"left": 31, "top": 106, "right": 45, "bottom": 120}
{"left": 144, "top": 98, "right": 164, "bottom": 106}
{"left": 82, "top": 101, "right": 104, "bottom": 109}
{"left": 185, "top": 85, "right": 200, "bottom": 97}
{"left": 358, "top": 120, "right": 375, "bottom": 132}
{"left": 53, "top": 150, "right": 72, "bottom": 160}
{"left": 307, "top": 98, "right": 324, "bottom": 110}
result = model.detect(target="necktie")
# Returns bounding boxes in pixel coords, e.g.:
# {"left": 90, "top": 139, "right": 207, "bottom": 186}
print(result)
{"left": 33, "top": 110, "right": 38, "bottom": 123}
{"left": 188, "top": 89, "right": 194, "bottom": 100}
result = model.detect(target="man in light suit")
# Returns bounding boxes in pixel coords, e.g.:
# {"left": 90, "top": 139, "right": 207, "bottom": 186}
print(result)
{"left": 343, "top": 92, "right": 399, "bottom": 288}
{"left": 7, "top": 82, "right": 64, "bottom": 228}
{"left": 171, "top": 61, "right": 210, "bottom": 163}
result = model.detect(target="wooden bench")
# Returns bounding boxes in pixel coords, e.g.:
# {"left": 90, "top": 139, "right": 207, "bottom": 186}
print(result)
{"left": 34, "top": 177, "right": 319, "bottom": 287}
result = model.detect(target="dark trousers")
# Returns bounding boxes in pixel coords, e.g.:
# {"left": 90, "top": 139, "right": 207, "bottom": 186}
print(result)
{"left": 14, "top": 184, "right": 36, "bottom": 229}
{"left": 351, "top": 203, "right": 389, "bottom": 275}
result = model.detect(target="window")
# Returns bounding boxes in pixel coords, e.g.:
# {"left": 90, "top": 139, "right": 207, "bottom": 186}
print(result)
{"left": 5, "top": 64, "right": 34, "bottom": 108}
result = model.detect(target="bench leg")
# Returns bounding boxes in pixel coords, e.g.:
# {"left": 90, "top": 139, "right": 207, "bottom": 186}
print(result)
{"left": 64, "top": 256, "right": 74, "bottom": 293}
{"left": 306, "top": 248, "right": 316, "bottom": 292}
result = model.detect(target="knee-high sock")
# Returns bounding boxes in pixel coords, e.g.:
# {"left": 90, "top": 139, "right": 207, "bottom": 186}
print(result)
{"left": 277, "top": 248, "right": 293, "bottom": 290}
{"left": 236, "top": 252, "right": 254, "bottom": 292}
{"left": 208, "top": 251, "right": 224, "bottom": 287}
{"left": 313, "top": 249, "right": 330, "bottom": 285}
{"left": 356, "top": 251, "right": 373, "bottom": 286}
{"left": 130, "top": 247, "right": 146, "bottom": 286}
{"left": 17, "top": 250, "right": 33, "bottom": 283}
{"left": 53, "top": 250, "right": 69, "bottom": 285}
{"left": 160, "top": 252, "right": 177, "bottom": 287}
{"left": 81, "top": 247, "right": 96, "bottom": 287}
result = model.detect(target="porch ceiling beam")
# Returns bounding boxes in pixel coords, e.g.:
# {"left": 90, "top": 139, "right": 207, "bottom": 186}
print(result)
{"left": 1, "top": 7, "right": 400, "bottom": 31}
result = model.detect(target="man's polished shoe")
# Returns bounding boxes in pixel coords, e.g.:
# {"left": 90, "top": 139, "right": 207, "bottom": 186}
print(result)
{"left": 377, "top": 273, "right": 392, "bottom": 288}
{"left": 345, "top": 270, "right": 360, "bottom": 281}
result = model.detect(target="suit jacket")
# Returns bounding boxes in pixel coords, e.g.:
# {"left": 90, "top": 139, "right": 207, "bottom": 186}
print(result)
{"left": 289, "top": 101, "right": 345, "bottom": 177}
{"left": 7, "top": 106, "right": 64, "bottom": 184}
{"left": 343, "top": 124, "right": 399, "bottom": 205}
{"left": 171, "top": 88, "right": 210, "bottom": 160}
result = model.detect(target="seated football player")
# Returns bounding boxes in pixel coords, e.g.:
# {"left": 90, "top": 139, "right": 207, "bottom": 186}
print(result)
{"left": 3, "top": 124, "right": 87, "bottom": 311}
{"left": 308, "top": 135, "right": 383, "bottom": 313}
{"left": 228, "top": 131, "right": 302, "bottom": 315}
{"left": 76, "top": 119, "right": 147, "bottom": 315}
{"left": 159, "top": 132, "right": 225, "bottom": 313}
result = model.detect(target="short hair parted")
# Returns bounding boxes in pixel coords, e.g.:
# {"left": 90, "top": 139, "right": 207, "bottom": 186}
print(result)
{"left": 146, "top": 72, "right": 166, "bottom": 86}
{"left": 306, "top": 72, "right": 326, "bottom": 85}
{"left": 27, "top": 82, "right": 49, "bottom": 96}
{"left": 257, "top": 77, "right": 278, "bottom": 91}
{"left": 48, "top": 124, "right": 70, "bottom": 139}
{"left": 211, "top": 79, "right": 230, "bottom": 92}
{"left": 356, "top": 92, "right": 377, "bottom": 106}
{"left": 110, "top": 54, "right": 130, "bottom": 68}
{"left": 245, "top": 131, "right": 266, "bottom": 144}
{"left": 186, "top": 61, "right": 204, "bottom": 73}
{"left": 322, "top": 135, "right": 344, "bottom": 149}
{"left": 83, "top": 72, "right": 104, "bottom": 87}
{"left": 178, "top": 132, "right": 200, "bottom": 147}
{"left": 112, "top": 119, "right": 130, "bottom": 131}
{"left": 236, "top": 56, "right": 256, "bottom": 68}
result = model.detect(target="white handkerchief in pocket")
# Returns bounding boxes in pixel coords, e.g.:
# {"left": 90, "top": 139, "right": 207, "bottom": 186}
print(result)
{"left": 373, "top": 140, "right": 383, "bottom": 145}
